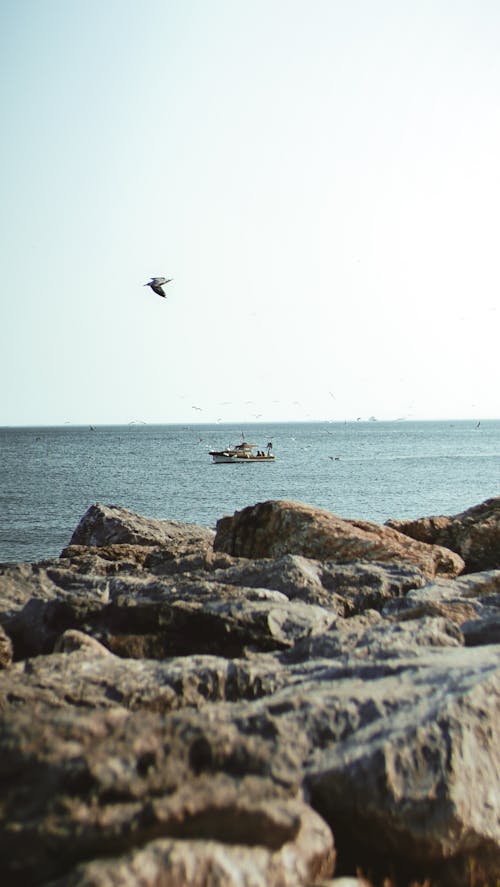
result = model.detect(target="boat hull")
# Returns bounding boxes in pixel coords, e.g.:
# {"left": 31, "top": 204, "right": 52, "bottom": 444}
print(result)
{"left": 210, "top": 453, "right": 275, "bottom": 464}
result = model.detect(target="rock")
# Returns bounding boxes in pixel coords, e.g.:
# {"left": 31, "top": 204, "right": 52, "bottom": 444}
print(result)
{"left": 0, "top": 646, "right": 288, "bottom": 714}
{"left": 383, "top": 570, "right": 500, "bottom": 647}
{"left": 0, "top": 624, "right": 13, "bottom": 668}
{"left": 59, "top": 543, "right": 155, "bottom": 573}
{"left": 0, "top": 699, "right": 334, "bottom": 886}
{"left": 0, "top": 563, "right": 334, "bottom": 661}
{"left": 1, "top": 499, "right": 500, "bottom": 886}
{"left": 316, "top": 880, "right": 372, "bottom": 887}
{"left": 210, "top": 555, "right": 428, "bottom": 614}
{"left": 68, "top": 502, "right": 215, "bottom": 555}
{"left": 303, "top": 646, "right": 500, "bottom": 885}
{"left": 88, "top": 578, "right": 334, "bottom": 659}
{"left": 48, "top": 794, "right": 334, "bottom": 887}
{"left": 54, "top": 629, "right": 113, "bottom": 656}
{"left": 386, "top": 496, "right": 500, "bottom": 573}
{"left": 0, "top": 562, "right": 110, "bottom": 659}
{"left": 1, "top": 644, "right": 500, "bottom": 885}
{"left": 214, "top": 500, "right": 465, "bottom": 579}
{"left": 287, "top": 612, "right": 464, "bottom": 662}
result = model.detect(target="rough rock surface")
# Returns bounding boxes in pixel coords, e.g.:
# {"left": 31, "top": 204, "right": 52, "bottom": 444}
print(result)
{"left": 68, "top": 502, "right": 215, "bottom": 555}
{"left": 0, "top": 624, "right": 13, "bottom": 668}
{"left": 1, "top": 498, "right": 499, "bottom": 887}
{"left": 214, "top": 500, "right": 465, "bottom": 579}
{"left": 387, "top": 496, "right": 500, "bottom": 573}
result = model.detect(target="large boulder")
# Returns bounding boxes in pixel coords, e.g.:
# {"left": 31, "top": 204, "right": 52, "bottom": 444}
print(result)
{"left": 387, "top": 496, "right": 500, "bottom": 573}
{"left": 1, "top": 643, "right": 500, "bottom": 886}
{"left": 0, "top": 697, "right": 334, "bottom": 886}
{"left": 68, "top": 502, "right": 215, "bottom": 555}
{"left": 214, "top": 500, "right": 464, "bottom": 579}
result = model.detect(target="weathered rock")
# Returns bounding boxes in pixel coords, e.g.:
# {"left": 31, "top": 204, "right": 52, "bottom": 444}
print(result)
{"left": 54, "top": 628, "right": 113, "bottom": 656}
{"left": 68, "top": 502, "right": 215, "bottom": 555}
{"left": 90, "top": 580, "right": 334, "bottom": 659}
{"left": 210, "top": 555, "right": 428, "bottom": 614}
{"left": 0, "top": 624, "right": 13, "bottom": 668}
{"left": 1, "top": 644, "right": 500, "bottom": 886}
{"left": 214, "top": 500, "right": 465, "bottom": 579}
{"left": 59, "top": 543, "right": 155, "bottom": 574}
{"left": 303, "top": 646, "right": 500, "bottom": 885}
{"left": 0, "top": 645, "right": 287, "bottom": 714}
{"left": 387, "top": 496, "right": 500, "bottom": 572}
{"left": 0, "top": 562, "right": 110, "bottom": 659}
{"left": 287, "top": 612, "right": 464, "bottom": 662}
{"left": 0, "top": 697, "right": 333, "bottom": 886}
{"left": 383, "top": 570, "right": 500, "bottom": 646}
{"left": 47, "top": 794, "right": 335, "bottom": 887}
{"left": 1, "top": 500, "right": 500, "bottom": 887}
{"left": 0, "top": 564, "right": 334, "bottom": 661}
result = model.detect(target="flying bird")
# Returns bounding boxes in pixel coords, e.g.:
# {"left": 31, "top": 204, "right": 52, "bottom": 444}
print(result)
{"left": 144, "top": 277, "right": 172, "bottom": 298}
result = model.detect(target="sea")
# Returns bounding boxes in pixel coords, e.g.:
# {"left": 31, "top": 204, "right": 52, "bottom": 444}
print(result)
{"left": 0, "top": 420, "right": 498, "bottom": 564}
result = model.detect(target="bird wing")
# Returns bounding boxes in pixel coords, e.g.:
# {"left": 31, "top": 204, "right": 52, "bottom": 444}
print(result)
{"left": 151, "top": 285, "right": 166, "bottom": 297}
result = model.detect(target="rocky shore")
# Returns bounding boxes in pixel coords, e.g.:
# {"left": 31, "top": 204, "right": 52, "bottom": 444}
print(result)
{"left": 0, "top": 496, "right": 499, "bottom": 887}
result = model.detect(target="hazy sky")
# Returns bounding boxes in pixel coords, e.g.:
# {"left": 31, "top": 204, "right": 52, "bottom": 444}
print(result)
{"left": 1, "top": 0, "right": 499, "bottom": 425}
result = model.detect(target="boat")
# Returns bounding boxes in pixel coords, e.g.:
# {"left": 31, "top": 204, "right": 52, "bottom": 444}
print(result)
{"left": 209, "top": 440, "right": 275, "bottom": 464}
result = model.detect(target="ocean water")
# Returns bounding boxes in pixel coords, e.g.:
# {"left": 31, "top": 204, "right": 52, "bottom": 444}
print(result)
{"left": 0, "top": 420, "right": 498, "bottom": 564}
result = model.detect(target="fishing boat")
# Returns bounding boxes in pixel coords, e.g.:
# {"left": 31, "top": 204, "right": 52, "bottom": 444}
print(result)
{"left": 209, "top": 440, "right": 275, "bottom": 464}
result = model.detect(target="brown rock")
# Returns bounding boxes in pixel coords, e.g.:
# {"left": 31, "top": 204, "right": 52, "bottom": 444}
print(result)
{"left": 0, "top": 625, "right": 13, "bottom": 669}
{"left": 0, "top": 700, "right": 334, "bottom": 886}
{"left": 49, "top": 794, "right": 335, "bottom": 887}
{"left": 387, "top": 496, "right": 500, "bottom": 573}
{"left": 214, "top": 500, "right": 464, "bottom": 579}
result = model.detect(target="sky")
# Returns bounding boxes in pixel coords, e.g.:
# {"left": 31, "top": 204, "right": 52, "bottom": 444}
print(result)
{"left": 1, "top": 0, "right": 499, "bottom": 426}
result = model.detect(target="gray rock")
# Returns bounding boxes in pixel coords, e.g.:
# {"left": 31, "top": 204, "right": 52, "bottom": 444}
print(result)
{"left": 383, "top": 570, "right": 500, "bottom": 647}
{"left": 0, "top": 644, "right": 287, "bottom": 714}
{"left": 211, "top": 555, "right": 428, "bottom": 614}
{"left": 287, "top": 612, "right": 464, "bottom": 663}
{"left": 0, "top": 565, "right": 334, "bottom": 661}
{"left": 68, "top": 502, "right": 215, "bottom": 554}
{"left": 0, "top": 562, "right": 110, "bottom": 659}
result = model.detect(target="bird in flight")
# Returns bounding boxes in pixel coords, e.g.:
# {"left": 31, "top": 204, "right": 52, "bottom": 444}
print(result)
{"left": 144, "top": 277, "right": 172, "bottom": 298}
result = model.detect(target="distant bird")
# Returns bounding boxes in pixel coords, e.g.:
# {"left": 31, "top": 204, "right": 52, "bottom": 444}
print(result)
{"left": 144, "top": 277, "right": 172, "bottom": 298}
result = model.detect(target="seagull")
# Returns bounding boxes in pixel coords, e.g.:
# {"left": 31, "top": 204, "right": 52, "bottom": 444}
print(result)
{"left": 144, "top": 277, "right": 172, "bottom": 298}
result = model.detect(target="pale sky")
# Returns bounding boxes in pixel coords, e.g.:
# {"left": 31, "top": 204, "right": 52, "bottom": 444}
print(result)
{"left": 1, "top": 0, "right": 499, "bottom": 426}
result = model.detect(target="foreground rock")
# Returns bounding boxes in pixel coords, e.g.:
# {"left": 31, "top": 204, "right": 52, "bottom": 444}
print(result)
{"left": 214, "top": 500, "right": 465, "bottom": 579}
{"left": 0, "top": 498, "right": 499, "bottom": 887}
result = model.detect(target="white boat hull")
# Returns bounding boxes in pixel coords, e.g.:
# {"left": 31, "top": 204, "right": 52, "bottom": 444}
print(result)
{"left": 210, "top": 453, "right": 275, "bottom": 464}
{"left": 209, "top": 440, "right": 275, "bottom": 464}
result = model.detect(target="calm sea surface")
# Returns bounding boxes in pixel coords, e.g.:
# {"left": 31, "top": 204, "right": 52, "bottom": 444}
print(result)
{"left": 0, "top": 420, "right": 498, "bottom": 563}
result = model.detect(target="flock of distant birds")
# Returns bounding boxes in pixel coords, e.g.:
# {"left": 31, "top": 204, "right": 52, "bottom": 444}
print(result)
{"left": 140, "top": 276, "right": 483, "bottom": 438}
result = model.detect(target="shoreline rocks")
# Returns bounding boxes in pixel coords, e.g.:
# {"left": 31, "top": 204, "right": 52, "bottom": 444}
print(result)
{"left": 214, "top": 500, "right": 465, "bottom": 578}
{"left": 0, "top": 497, "right": 499, "bottom": 886}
